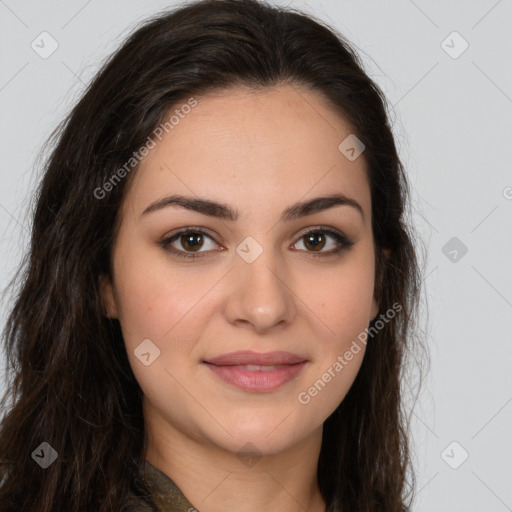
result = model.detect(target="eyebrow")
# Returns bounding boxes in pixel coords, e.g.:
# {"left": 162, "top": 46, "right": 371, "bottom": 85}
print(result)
{"left": 141, "top": 193, "right": 364, "bottom": 222}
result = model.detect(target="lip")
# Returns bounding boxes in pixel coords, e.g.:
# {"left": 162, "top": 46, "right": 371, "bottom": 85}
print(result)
{"left": 203, "top": 351, "right": 307, "bottom": 392}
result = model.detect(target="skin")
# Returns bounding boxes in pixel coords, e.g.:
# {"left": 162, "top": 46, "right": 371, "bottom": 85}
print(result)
{"left": 101, "top": 83, "right": 380, "bottom": 512}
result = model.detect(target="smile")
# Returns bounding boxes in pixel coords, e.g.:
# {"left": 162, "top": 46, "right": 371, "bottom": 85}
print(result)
{"left": 203, "top": 361, "right": 307, "bottom": 392}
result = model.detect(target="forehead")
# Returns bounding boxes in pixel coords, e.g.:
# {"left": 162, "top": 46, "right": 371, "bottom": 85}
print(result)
{"left": 122, "top": 84, "right": 371, "bottom": 221}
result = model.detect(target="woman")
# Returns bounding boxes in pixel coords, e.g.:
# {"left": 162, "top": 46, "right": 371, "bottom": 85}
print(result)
{"left": 0, "top": 0, "right": 426, "bottom": 510}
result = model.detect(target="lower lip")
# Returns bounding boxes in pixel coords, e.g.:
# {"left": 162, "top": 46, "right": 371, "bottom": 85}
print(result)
{"left": 203, "top": 362, "right": 307, "bottom": 392}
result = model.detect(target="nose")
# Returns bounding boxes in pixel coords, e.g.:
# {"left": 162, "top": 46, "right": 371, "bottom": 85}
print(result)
{"left": 222, "top": 246, "right": 297, "bottom": 334}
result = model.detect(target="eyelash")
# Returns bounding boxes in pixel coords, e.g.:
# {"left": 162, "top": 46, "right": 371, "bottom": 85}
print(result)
{"left": 158, "top": 225, "right": 354, "bottom": 261}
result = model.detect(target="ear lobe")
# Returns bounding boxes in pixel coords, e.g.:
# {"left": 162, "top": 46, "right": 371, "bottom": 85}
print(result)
{"left": 99, "top": 274, "right": 118, "bottom": 319}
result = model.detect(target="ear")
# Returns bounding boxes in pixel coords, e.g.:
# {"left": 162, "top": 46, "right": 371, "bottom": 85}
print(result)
{"left": 99, "top": 274, "right": 118, "bottom": 319}
{"left": 370, "top": 248, "right": 392, "bottom": 322}
{"left": 370, "top": 296, "right": 379, "bottom": 322}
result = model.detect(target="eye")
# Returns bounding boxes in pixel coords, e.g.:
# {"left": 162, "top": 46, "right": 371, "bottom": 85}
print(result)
{"left": 159, "top": 228, "right": 220, "bottom": 260}
{"left": 158, "top": 225, "right": 354, "bottom": 260}
{"left": 291, "top": 226, "right": 354, "bottom": 257}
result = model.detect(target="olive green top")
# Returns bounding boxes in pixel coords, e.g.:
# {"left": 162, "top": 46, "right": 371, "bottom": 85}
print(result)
{"left": 128, "top": 460, "right": 199, "bottom": 512}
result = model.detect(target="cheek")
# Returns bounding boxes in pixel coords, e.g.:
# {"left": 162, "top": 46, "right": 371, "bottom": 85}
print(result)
{"left": 114, "top": 271, "right": 173, "bottom": 347}
{"left": 296, "top": 273, "right": 372, "bottom": 422}
{"left": 112, "top": 247, "right": 222, "bottom": 376}
{"left": 112, "top": 247, "right": 191, "bottom": 340}
{"left": 305, "top": 260, "right": 375, "bottom": 346}
{"left": 112, "top": 263, "right": 206, "bottom": 398}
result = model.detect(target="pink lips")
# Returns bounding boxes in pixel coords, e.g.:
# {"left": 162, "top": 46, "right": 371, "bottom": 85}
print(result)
{"left": 203, "top": 350, "right": 307, "bottom": 392}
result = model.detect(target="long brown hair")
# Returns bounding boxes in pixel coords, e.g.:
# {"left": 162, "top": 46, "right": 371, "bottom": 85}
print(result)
{"left": 0, "top": 1, "right": 427, "bottom": 510}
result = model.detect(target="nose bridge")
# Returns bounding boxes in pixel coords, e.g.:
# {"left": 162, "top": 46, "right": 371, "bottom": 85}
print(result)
{"left": 225, "top": 235, "right": 297, "bottom": 331}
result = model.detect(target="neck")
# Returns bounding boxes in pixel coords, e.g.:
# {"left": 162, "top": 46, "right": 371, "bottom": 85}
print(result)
{"left": 144, "top": 408, "right": 326, "bottom": 512}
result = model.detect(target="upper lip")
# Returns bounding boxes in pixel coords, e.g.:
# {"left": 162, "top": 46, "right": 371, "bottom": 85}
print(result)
{"left": 203, "top": 350, "right": 306, "bottom": 366}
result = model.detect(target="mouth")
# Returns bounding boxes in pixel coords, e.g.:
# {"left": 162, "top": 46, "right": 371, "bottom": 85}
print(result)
{"left": 202, "top": 351, "right": 307, "bottom": 392}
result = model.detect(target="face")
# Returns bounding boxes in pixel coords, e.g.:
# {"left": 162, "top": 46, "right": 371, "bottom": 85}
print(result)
{"left": 101, "top": 84, "right": 379, "bottom": 457}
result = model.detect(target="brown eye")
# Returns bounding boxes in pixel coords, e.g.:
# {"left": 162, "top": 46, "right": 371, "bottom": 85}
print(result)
{"left": 293, "top": 228, "right": 354, "bottom": 257}
{"left": 159, "top": 228, "right": 219, "bottom": 260}
{"left": 180, "top": 232, "right": 205, "bottom": 252}
{"left": 303, "top": 232, "right": 327, "bottom": 252}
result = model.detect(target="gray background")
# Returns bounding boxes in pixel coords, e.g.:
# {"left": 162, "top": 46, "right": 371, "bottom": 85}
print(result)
{"left": 1, "top": 1, "right": 511, "bottom": 510}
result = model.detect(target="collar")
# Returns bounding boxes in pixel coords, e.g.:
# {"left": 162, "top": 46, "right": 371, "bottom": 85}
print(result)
{"left": 143, "top": 459, "right": 199, "bottom": 512}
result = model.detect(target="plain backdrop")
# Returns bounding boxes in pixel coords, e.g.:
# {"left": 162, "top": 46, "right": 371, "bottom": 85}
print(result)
{"left": 1, "top": 1, "right": 511, "bottom": 511}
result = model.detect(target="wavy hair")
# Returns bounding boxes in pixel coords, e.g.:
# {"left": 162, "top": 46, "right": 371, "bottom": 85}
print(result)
{"left": 0, "top": 1, "right": 427, "bottom": 510}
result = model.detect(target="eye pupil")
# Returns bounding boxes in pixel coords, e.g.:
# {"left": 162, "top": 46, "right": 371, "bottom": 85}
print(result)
{"left": 304, "top": 233, "right": 325, "bottom": 252}
{"left": 182, "top": 233, "right": 203, "bottom": 251}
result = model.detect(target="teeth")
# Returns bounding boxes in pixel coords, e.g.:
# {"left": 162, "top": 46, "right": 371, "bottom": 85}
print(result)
{"left": 241, "top": 364, "right": 277, "bottom": 371}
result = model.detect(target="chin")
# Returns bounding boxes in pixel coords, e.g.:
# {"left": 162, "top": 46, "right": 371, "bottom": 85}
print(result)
{"left": 206, "top": 416, "right": 315, "bottom": 457}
